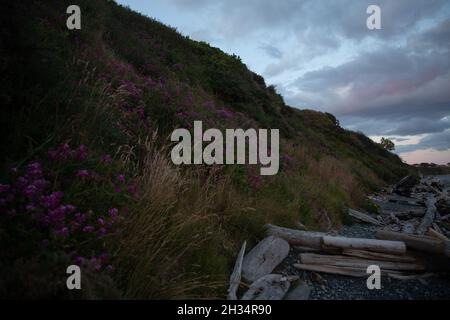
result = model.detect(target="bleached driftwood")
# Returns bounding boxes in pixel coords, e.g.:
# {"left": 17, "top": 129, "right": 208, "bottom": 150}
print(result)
{"left": 299, "top": 253, "right": 425, "bottom": 271}
{"left": 227, "top": 241, "right": 246, "bottom": 300}
{"left": 376, "top": 230, "right": 449, "bottom": 256}
{"left": 416, "top": 196, "right": 437, "bottom": 235}
{"left": 242, "top": 236, "right": 290, "bottom": 282}
{"left": 342, "top": 249, "right": 417, "bottom": 263}
{"left": 293, "top": 263, "right": 404, "bottom": 278}
{"left": 265, "top": 224, "right": 325, "bottom": 249}
{"left": 348, "top": 209, "right": 381, "bottom": 226}
{"left": 322, "top": 235, "right": 406, "bottom": 255}
{"left": 241, "top": 274, "right": 291, "bottom": 300}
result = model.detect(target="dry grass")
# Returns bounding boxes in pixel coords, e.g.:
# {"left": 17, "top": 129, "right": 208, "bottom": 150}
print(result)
{"left": 116, "top": 138, "right": 249, "bottom": 299}
{"left": 115, "top": 139, "right": 382, "bottom": 299}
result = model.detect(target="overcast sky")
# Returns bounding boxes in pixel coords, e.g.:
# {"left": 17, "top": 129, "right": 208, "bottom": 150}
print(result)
{"left": 117, "top": 0, "right": 450, "bottom": 165}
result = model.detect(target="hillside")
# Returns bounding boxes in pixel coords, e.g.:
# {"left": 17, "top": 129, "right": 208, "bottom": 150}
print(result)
{"left": 0, "top": 0, "right": 411, "bottom": 299}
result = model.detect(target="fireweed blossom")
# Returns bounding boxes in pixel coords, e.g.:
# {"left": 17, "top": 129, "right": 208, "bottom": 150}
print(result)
{"left": 0, "top": 143, "right": 129, "bottom": 272}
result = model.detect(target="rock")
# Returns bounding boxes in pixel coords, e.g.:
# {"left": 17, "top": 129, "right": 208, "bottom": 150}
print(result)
{"left": 241, "top": 274, "right": 290, "bottom": 300}
{"left": 310, "top": 272, "right": 324, "bottom": 284}
{"left": 400, "top": 222, "right": 416, "bottom": 234}
{"left": 394, "top": 175, "right": 419, "bottom": 197}
{"left": 284, "top": 281, "right": 311, "bottom": 300}
{"left": 242, "top": 236, "right": 290, "bottom": 282}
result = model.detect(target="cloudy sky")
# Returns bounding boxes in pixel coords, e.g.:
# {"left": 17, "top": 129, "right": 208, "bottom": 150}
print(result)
{"left": 117, "top": 0, "right": 450, "bottom": 164}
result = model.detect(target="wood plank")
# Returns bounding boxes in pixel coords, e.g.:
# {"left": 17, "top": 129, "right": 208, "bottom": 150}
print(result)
{"left": 348, "top": 209, "right": 381, "bottom": 226}
{"left": 322, "top": 235, "right": 406, "bottom": 255}
{"left": 299, "top": 253, "right": 425, "bottom": 271}
{"left": 293, "top": 263, "right": 406, "bottom": 278}
{"left": 342, "top": 249, "right": 417, "bottom": 263}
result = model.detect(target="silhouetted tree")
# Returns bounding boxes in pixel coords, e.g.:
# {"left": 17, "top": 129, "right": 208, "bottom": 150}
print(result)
{"left": 380, "top": 137, "right": 395, "bottom": 151}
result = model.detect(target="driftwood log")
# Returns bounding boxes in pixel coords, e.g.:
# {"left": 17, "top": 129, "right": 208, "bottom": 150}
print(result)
{"left": 342, "top": 249, "right": 417, "bottom": 263}
{"left": 265, "top": 224, "right": 325, "bottom": 249}
{"left": 416, "top": 196, "right": 437, "bottom": 235}
{"left": 242, "top": 236, "right": 290, "bottom": 282}
{"left": 322, "top": 235, "right": 406, "bottom": 255}
{"left": 293, "top": 263, "right": 405, "bottom": 278}
{"left": 227, "top": 241, "right": 246, "bottom": 300}
{"left": 299, "top": 253, "right": 425, "bottom": 271}
{"left": 376, "top": 230, "right": 450, "bottom": 257}
{"left": 348, "top": 209, "right": 381, "bottom": 226}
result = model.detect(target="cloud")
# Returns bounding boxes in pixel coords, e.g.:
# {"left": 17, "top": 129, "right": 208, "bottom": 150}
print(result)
{"left": 119, "top": 0, "right": 450, "bottom": 162}
{"left": 259, "top": 44, "right": 283, "bottom": 59}
{"left": 396, "top": 130, "right": 450, "bottom": 153}
{"left": 284, "top": 15, "right": 450, "bottom": 155}
{"left": 388, "top": 117, "right": 450, "bottom": 136}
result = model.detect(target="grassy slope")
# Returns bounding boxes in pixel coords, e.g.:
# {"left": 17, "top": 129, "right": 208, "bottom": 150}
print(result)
{"left": 0, "top": 0, "right": 411, "bottom": 298}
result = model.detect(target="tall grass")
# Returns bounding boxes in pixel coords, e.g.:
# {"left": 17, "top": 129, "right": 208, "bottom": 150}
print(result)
{"left": 116, "top": 139, "right": 249, "bottom": 298}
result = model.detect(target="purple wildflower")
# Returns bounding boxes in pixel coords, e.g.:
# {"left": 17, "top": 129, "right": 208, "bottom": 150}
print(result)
{"left": 108, "top": 208, "right": 118, "bottom": 219}
{"left": 82, "top": 225, "right": 95, "bottom": 233}
{"left": 75, "top": 145, "right": 88, "bottom": 161}
{"left": 101, "top": 154, "right": 112, "bottom": 164}
{"left": 41, "top": 191, "right": 64, "bottom": 209}
{"left": 76, "top": 170, "right": 90, "bottom": 179}
{"left": 0, "top": 184, "right": 10, "bottom": 193}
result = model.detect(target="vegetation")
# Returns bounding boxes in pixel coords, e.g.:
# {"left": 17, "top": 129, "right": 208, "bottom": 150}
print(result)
{"left": 0, "top": 0, "right": 411, "bottom": 298}
{"left": 380, "top": 137, "right": 395, "bottom": 151}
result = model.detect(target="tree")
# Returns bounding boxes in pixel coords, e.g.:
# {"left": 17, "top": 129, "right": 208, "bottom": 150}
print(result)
{"left": 325, "top": 112, "right": 340, "bottom": 127}
{"left": 380, "top": 137, "right": 395, "bottom": 151}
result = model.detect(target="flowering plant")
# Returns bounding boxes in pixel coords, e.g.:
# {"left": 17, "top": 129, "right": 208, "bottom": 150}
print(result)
{"left": 0, "top": 143, "right": 134, "bottom": 273}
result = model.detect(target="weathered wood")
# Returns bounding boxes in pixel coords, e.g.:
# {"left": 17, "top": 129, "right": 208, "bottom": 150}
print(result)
{"left": 294, "top": 263, "right": 367, "bottom": 277}
{"left": 284, "top": 281, "right": 311, "bottom": 300}
{"left": 322, "top": 235, "right": 406, "bottom": 255}
{"left": 294, "top": 246, "right": 321, "bottom": 253}
{"left": 242, "top": 236, "right": 290, "bottom": 282}
{"left": 427, "top": 227, "right": 449, "bottom": 242}
{"left": 342, "top": 249, "right": 417, "bottom": 263}
{"left": 241, "top": 274, "right": 291, "bottom": 300}
{"left": 417, "top": 195, "right": 437, "bottom": 235}
{"left": 376, "top": 230, "right": 449, "bottom": 256}
{"left": 227, "top": 241, "right": 246, "bottom": 300}
{"left": 293, "top": 263, "right": 405, "bottom": 278}
{"left": 348, "top": 209, "right": 381, "bottom": 226}
{"left": 265, "top": 224, "right": 325, "bottom": 249}
{"left": 299, "top": 253, "right": 425, "bottom": 271}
